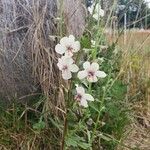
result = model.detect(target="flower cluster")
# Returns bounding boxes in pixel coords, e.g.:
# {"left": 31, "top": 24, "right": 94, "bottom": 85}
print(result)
{"left": 56, "top": 35, "right": 79, "bottom": 79}
{"left": 55, "top": 35, "right": 107, "bottom": 107}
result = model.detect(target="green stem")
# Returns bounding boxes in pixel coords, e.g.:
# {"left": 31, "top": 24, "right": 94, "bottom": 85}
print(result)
{"left": 61, "top": 79, "right": 74, "bottom": 149}
{"left": 61, "top": 112, "right": 68, "bottom": 150}
{"left": 91, "top": 87, "right": 106, "bottom": 143}
{"left": 88, "top": 83, "right": 92, "bottom": 93}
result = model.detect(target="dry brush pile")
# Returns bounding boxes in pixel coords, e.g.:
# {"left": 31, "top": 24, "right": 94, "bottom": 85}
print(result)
{"left": 0, "top": 0, "right": 86, "bottom": 112}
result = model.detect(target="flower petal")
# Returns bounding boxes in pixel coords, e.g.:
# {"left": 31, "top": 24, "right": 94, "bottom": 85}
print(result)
{"left": 57, "top": 62, "right": 62, "bottom": 70}
{"left": 76, "top": 87, "right": 85, "bottom": 95}
{"left": 55, "top": 44, "right": 66, "bottom": 54}
{"left": 80, "top": 99, "right": 88, "bottom": 108}
{"left": 91, "top": 62, "right": 99, "bottom": 71}
{"left": 96, "top": 71, "right": 107, "bottom": 78}
{"left": 78, "top": 71, "right": 88, "bottom": 80}
{"left": 87, "top": 75, "right": 98, "bottom": 83}
{"left": 84, "top": 94, "right": 94, "bottom": 101}
{"left": 88, "top": 6, "right": 93, "bottom": 15}
{"left": 60, "top": 37, "right": 68, "bottom": 46}
{"left": 83, "top": 61, "right": 90, "bottom": 70}
{"left": 69, "top": 35, "right": 75, "bottom": 42}
{"left": 91, "top": 40, "right": 96, "bottom": 46}
{"left": 62, "top": 71, "right": 72, "bottom": 80}
{"left": 57, "top": 58, "right": 64, "bottom": 70}
{"left": 62, "top": 56, "right": 74, "bottom": 65}
{"left": 72, "top": 41, "right": 80, "bottom": 52}
{"left": 70, "top": 64, "right": 79, "bottom": 72}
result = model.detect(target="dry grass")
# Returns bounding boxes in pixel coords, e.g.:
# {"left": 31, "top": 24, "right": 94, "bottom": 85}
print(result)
{"left": 106, "top": 29, "right": 150, "bottom": 50}
{"left": 107, "top": 29, "right": 150, "bottom": 149}
{"left": 0, "top": 0, "right": 65, "bottom": 116}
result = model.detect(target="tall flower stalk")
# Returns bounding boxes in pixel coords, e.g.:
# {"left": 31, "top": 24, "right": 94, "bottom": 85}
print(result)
{"left": 55, "top": 34, "right": 107, "bottom": 149}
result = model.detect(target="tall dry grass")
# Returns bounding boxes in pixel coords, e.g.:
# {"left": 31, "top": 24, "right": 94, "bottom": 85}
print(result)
{"left": 107, "top": 29, "right": 150, "bottom": 149}
{"left": 0, "top": 0, "right": 64, "bottom": 116}
{"left": 0, "top": 0, "right": 86, "bottom": 115}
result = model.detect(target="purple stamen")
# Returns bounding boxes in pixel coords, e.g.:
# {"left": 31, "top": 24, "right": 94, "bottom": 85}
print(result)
{"left": 88, "top": 71, "right": 94, "bottom": 77}
{"left": 62, "top": 65, "right": 68, "bottom": 71}
{"left": 75, "top": 94, "right": 82, "bottom": 101}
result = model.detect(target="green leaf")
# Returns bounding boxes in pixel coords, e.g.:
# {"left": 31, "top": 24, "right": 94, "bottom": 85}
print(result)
{"left": 66, "top": 137, "right": 78, "bottom": 147}
{"left": 80, "top": 35, "right": 91, "bottom": 49}
{"left": 99, "top": 134, "right": 113, "bottom": 142}
{"left": 33, "top": 120, "right": 46, "bottom": 131}
{"left": 89, "top": 103, "right": 100, "bottom": 113}
{"left": 110, "top": 80, "right": 127, "bottom": 100}
{"left": 78, "top": 142, "right": 91, "bottom": 149}
{"left": 49, "top": 117, "right": 62, "bottom": 130}
{"left": 66, "top": 134, "right": 91, "bottom": 149}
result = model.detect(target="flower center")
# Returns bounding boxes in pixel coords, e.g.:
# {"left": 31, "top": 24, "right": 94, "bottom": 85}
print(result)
{"left": 75, "top": 94, "right": 82, "bottom": 101}
{"left": 88, "top": 71, "right": 95, "bottom": 77}
{"left": 62, "top": 65, "right": 68, "bottom": 71}
{"left": 67, "top": 46, "right": 73, "bottom": 52}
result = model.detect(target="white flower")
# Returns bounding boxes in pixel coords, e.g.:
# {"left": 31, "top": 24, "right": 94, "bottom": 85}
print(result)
{"left": 78, "top": 61, "right": 107, "bottom": 82}
{"left": 88, "top": 3, "right": 104, "bottom": 20}
{"left": 55, "top": 35, "right": 80, "bottom": 57}
{"left": 75, "top": 86, "right": 94, "bottom": 107}
{"left": 91, "top": 40, "right": 96, "bottom": 46}
{"left": 57, "top": 56, "right": 79, "bottom": 80}
{"left": 88, "top": 4, "right": 94, "bottom": 15}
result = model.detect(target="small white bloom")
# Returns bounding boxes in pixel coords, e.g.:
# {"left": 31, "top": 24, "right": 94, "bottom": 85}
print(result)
{"left": 55, "top": 35, "right": 80, "bottom": 57}
{"left": 88, "top": 3, "right": 104, "bottom": 20}
{"left": 91, "top": 40, "right": 96, "bottom": 46}
{"left": 57, "top": 56, "right": 79, "bottom": 80}
{"left": 75, "top": 87, "right": 94, "bottom": 108}
{"left": 78, "top": 61, "right": 107, "bottom": 82}
{"left": 98, "top": 7, "right": 104, "bottom": 17}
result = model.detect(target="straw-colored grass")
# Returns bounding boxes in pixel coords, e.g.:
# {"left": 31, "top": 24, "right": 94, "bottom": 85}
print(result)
{"left": 0, "top": 0, "right": 64, "bottom": 116}
{"left": 106, "top": 29, "right": 150, "bottom": 50}
{"left": 107, "top": 29, "right": 150, "bottom": 149}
